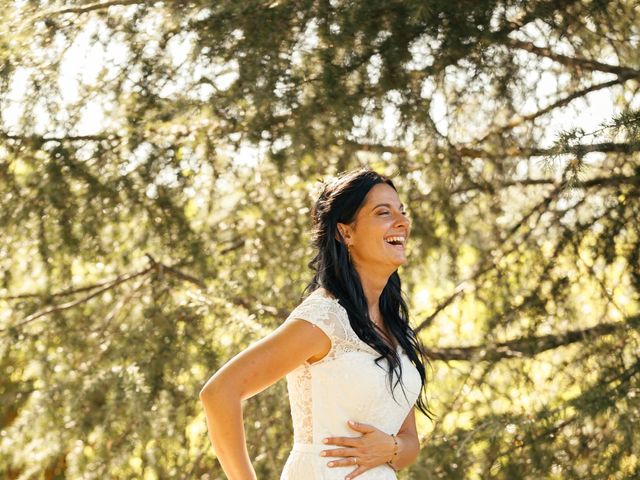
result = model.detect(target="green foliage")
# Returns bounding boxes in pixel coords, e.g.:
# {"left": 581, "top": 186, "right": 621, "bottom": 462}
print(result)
{"left": 1, "top": 0, "right": 639, "bottom": 479}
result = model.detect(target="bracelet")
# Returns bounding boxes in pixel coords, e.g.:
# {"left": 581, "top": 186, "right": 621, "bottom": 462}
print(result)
{"left": 385, "top": 433, "right": 399, "bottom": 471}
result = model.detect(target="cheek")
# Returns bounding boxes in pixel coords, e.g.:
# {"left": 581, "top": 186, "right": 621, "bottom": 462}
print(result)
{"left": 358, "top": 218, "right": 391, "bottom": 245}
{"left": 370, "top": 223, "right": 389, "bottom": 239}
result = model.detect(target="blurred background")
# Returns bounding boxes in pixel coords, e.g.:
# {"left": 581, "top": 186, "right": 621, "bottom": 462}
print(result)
{"left": 1, "top": 1, "right": 639, "bottom": 479}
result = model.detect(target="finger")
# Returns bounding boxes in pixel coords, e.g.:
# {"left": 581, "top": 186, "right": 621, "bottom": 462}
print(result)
{"left": 345, "top": 465, "right": 369, "bottom": 480}
{"left": 324, "top": 436, "right": 360, "bottom": 447}
{"left": 348, "top": 420, "right": 375, "bottom": 433}
{"left": 321, "top": 447, "right": 355, "bottom": 458}
{"left": 326, "top": 456, "right": 359, "bottom": 468}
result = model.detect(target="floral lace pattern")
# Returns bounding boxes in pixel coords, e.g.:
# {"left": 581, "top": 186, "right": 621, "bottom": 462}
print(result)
{"left": 280, "top": 288, "right": 422, "bottom": 479}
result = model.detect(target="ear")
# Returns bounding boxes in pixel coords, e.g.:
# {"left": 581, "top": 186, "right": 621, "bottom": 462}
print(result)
{"left": 335, "top": 222, "right": 351, "bottom": 244}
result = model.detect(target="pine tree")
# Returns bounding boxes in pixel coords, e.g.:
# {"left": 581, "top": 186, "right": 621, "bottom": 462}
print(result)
{"left": 1, "top": 1, "right": 638, "bottom": 478}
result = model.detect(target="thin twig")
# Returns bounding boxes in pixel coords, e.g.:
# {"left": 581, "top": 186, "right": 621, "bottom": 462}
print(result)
{"left": 35, "top": 0, "right": 142, "bottom": 18}
{"left": 0, "top": 266, "right": 154, "bottom": 333}
{"left": 506, "top": 38, "right": 640, "bottom": 78}
{"left": 1, "top": 255, "right": 208, "bottom": 334}
{"left": 474, "top": 76, "right": 632, "bottom": 144}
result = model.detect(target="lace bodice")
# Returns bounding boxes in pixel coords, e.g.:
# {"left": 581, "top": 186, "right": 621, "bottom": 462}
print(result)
{"left": 280, "top": 288, "right": 422, "bottom": 480}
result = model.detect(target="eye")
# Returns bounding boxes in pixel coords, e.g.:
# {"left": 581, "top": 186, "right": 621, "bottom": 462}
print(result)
{"left": 378, "top": 210, "right": 390, "bottom": 215}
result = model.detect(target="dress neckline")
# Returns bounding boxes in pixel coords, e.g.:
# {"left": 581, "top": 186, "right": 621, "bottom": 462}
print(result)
{"left": 312, "top": 288, "right": 404, "bottom": 355}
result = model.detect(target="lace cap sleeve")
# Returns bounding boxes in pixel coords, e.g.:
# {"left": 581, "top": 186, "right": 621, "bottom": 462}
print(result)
{"left": 284, "top": 290, "right": 343, "bottom": 361}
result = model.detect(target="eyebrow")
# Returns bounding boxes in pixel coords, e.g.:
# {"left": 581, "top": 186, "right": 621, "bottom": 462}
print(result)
{"left": 372, "top": 203, "right": 405, "bottom": 211}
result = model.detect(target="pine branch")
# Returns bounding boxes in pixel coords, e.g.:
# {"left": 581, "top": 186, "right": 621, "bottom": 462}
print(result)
{"left": 457, "top": 142, "right": 640, "bottom": 159}
{"left": 0, "top": 255, "right": 207, "bottom": 334}
{"left": 570, "top": 236, "right": 632, "bottom": 321}
{"left": 347, "top": 140, "right": 640, "bottom": 160}
{"left": 36, "top": 0, "right": 143, "bottom": 17}
{"left": 91, "top": 274, "right": 150, "bottom": 341}
{"left": 416, "top": 177, "right": 624, "bottom": 341}
{"left": 1, "top": 272, "right": 134, "bottom": 300}
{"left": 0, "top": 265, "right": 154, "bottom": 333}
{"left": 344, "top": 140, "right": 408, "bottom": 155}
{"left": 425, "top": 314, "right": 640, "bottom": 362}
{"left": 447, "top": 173, "right": 640, "bottom": 196}
{"left": 220, "top": 238, "right": 247, "bottom": 255}
{"left": 405, "top": 0, "right": 583, "bottom": 81}
{"left": 145, "top": 253, "right": 207, "bottom": 290}
{"left": 475, "top": 77, "right": 630, "bottom": 143}
{"left": 488, "top": 357, "right": 640, "bottom": 461}
{"left": 506, "top": 38, "right": 640, "bottom": 78}
{"left": 0, "top": 131, "right": 115, "bottom": 144}
{"left": 414, "top": 178, "right": 569, "bottom": 332}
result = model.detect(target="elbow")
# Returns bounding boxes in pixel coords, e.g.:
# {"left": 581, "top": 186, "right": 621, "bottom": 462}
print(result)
{"left": 199, "top": 374, "right": 222, "bottom": 402}
{"left": 199, "top": 382, "right": 220, "bottom": 403}
{"left": 199, "top": 375, "right": 240, "bottom": 403}
{"left": 199, "top": 385, "right": 211, "bottom": 401}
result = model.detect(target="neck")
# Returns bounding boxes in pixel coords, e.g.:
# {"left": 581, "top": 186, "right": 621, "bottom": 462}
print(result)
{"left": 353, "top": 263, "right": 395, "bottom": 312}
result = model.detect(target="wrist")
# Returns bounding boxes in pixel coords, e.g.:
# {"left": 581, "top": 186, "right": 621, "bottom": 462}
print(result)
{"left": 385, "top": 433, "right": 399, "bottom": 470}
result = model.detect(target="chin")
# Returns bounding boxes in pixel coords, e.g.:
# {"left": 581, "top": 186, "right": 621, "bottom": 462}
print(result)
{"left": 392, "top": 256, "right": 408, "bottom": 267}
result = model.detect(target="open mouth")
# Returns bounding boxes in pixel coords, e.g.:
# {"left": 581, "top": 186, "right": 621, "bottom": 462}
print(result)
{"left": 385, "top": 239, "right": 406, "bottom": 250}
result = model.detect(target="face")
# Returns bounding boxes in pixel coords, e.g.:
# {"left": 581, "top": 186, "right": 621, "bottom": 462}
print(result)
{"left": 337, "top": 183, "right": 411, "bottom": 269}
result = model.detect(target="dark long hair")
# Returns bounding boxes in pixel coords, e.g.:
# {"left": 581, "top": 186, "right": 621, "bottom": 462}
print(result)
{"left": 302, "top": 167, "right": 436, "bottom": 421}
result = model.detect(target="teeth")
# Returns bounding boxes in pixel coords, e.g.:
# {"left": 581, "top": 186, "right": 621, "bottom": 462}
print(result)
{"left": 385, "top": 236, "right": 405, "bottom": 244}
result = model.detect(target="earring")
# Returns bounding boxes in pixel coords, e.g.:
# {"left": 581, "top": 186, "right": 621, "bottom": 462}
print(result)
{"left": 347, "top": 244, "right": 351, "bottom": 263}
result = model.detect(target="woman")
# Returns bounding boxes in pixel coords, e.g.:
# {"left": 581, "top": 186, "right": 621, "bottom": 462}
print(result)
{"left": 199, "top": 168, "right": 435, "bottom": 479}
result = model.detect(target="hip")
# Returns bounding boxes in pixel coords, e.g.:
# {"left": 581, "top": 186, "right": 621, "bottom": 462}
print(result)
{"left": 280, "top": 442, "right": 397, "bottom": 480}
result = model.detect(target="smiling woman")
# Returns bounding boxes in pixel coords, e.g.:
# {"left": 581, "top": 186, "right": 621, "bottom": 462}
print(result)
{"left": 337, "top": 186, "right": 411, "bottom": 275}
{"left": 199, "top": 168, "right": 435, "bottom": 480}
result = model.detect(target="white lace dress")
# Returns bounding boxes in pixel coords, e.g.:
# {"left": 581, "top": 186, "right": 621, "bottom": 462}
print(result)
{"left": 280, "top": 288, "right": 422, "bottom": 480}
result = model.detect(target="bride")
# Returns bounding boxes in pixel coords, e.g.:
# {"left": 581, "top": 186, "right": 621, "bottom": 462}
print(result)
{"left": 199, "top": 168, "right": 435, "bottom": 479}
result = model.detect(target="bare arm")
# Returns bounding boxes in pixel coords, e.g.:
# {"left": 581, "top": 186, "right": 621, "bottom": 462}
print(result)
{"left": 388, "top": 407, "right": 420, "bottom": 471}
{"left": 199, "top": 317, "right": 331, "bottom": 480}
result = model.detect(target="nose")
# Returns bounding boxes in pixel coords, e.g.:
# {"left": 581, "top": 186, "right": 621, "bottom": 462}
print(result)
{"left": 394, "top": 210, "right": 410, "bottom": 231}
